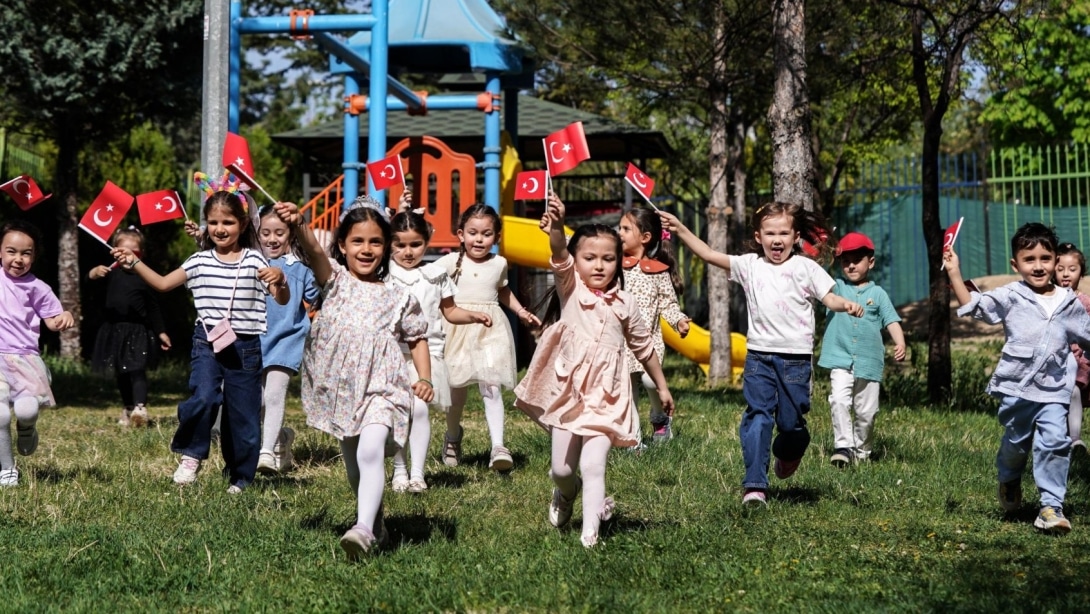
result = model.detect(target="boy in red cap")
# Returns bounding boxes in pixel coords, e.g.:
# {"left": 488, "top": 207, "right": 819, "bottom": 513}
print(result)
{"left": 818, "top": 232, "right": 906, "bottom": 466}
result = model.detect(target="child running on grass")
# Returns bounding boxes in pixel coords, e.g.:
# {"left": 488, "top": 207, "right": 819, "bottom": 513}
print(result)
{"left": 434, "top": 205, "right": 540, "bottom": 472}
{"left": 945, "top": 223, "right": 1090, "bottom": 534}
{"left": 253, "top": 204, "right": 320, "bottom": 475}
{"left": 660, "top": 203, "right": 862, "bottom": 506}
{"left": 89, "top": 227, "right": 171, "bottom": 428}
{"left": 817, "top": 231, "right": 905, "bottom": 466}
{"left": 273, "top": 196, "right": 432, "bottom": 560}
{"left": 617, "top": 206, "right": 690, "bottom": 444}
{"left": 0, "top": 220, "right": 75, "bottom": 487}
{"left": 113, "top": 187, "right": 289, "bottom": 493}
{"left": 1055, "top": 242, "right": 1089, "bottom": 455}
{"left": 516, "top": 194, "right": 673, "bottom": 547}
{"left": 387, "top": 201, "right": 492, "bottom": 493}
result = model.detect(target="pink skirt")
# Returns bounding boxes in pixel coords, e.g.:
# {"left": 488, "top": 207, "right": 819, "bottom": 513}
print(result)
{"left": 0, "top": 353, "right": 55, "bottom": 406}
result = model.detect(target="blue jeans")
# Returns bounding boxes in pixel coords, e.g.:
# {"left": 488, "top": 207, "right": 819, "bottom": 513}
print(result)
{"left": 740, "top": 351, "right": 813, "bottom": 489}
{"left": 172, "top": 325, "right": 263, "bottom": 488}
{"left": 995, "top": 395, "right": 1070, "bottom": 508}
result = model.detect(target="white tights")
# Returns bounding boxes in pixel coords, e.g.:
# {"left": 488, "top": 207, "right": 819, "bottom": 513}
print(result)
{"left": 550, "top": 428, "right": 612, "bottom": 542}
{"left": 446, "top": 383, "right": 505, "bottom": 448}
{"left": 340, "top": 424, "right": 390, "bottom": 531}
{"left": 392, "top": 396, "right": 430, "bottom": 481}
{"left": 261, "top": 367, "right": 292, "bottom": 451}
{"left": 0, "top": 397, "right": 39, "bottom": 470}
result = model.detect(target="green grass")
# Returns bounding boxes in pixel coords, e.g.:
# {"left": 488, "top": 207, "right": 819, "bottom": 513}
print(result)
{"left": 2, "top": 355, "right": 1089, "bottom": 612}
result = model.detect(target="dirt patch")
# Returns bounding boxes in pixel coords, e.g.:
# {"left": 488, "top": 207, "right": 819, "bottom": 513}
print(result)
{"left": 895, "top": 274, "right": 1019, "bottom": 340}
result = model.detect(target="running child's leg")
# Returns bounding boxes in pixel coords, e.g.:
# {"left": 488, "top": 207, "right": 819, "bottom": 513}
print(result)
{"left": 260, "top": 367, "right": 292, "bottom": 452}
{"left": 13, "top": 397, "right": 39, "bottom": 456}
{"left": 351, "top": 424, "right": 390, "bottom": 530}
{"left": 1032, "top": 402, "right": 1071, "bottom": 511}
{"left": 739, "top": 354, "right": 778, "bottom": 491}
{"left": 1069, "top": 387, "right": 1084, "bottom": 446}
{"left": 550, "top": 428, "right": 581, "bottom": 499}
{"left": 851, "top": 378, "right": 881, "bottom": 460}
{"left": 407, "top": 396, "right": 430, "bottom": 483}
{"left": 629, "top": 373, "right": 644, "bottom": 443}
{"left": 117, "top": 371, "right": 135, "bottom": 408}
{"left": 481, "top": 383, "right": 505, "bottom": 449}
{"left": 770, "top": 356, "right": 812, "bottom": 467}
{"left": 827, "top": 368, "right": 855, "bottom": 455}
{"left": 0, "top": 400, "right": 14, "bottom": 471}
{"left": 443, "top": 386, "right": 467, "bottom": 466}
{"left": 579, "top": 434, "right": 613, "bottom": 545}
{"left": 128, "top": 369, "right": 150, "bottom": 426}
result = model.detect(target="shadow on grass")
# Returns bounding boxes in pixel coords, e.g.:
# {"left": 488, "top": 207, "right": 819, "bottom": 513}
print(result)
{"left": 426, "top": 470, "right": 468, "bottom": 489}
{"left": 599, "top": 515, "right": 679, "bottom": 540}
{"left": 769, "top": 485, "right": 821, "bottom": 505}
{"left": 32, "top": 464, "right": 111, "bottom": 484}
{"left": 458, "top": 449, "right": 528, "bottom": 472}
{"left": 387, "top": 512, "right": 457, "bottom": 546}
{"left": 294, "top": 442, "right": 342, "bottom": 467}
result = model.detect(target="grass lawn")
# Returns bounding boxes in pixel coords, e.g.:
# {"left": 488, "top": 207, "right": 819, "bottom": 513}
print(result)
{"left": 2, "top": 353, "right": 1089, "bottom": 612}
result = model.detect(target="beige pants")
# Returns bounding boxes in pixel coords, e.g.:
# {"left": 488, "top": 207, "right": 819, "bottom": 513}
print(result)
{"left": 828, "top": 368, "right": 881, "bottom": 459}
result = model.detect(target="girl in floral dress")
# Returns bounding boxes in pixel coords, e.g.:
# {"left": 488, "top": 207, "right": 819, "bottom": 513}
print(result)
{"left": 273, "top": 196, "right": 433, "bottom": 561}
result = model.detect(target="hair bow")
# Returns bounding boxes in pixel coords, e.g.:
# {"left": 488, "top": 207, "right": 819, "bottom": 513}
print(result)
{"left": 342, "top": 194, "right": 391, "bottom": 222}
{"left": 661, "top": 229, "right": 672, "bottom": 242}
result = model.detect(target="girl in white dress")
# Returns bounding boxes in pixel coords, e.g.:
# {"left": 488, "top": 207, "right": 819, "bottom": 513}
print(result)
{"left": 434, "top": 205, "right": 540, "bottom": 471}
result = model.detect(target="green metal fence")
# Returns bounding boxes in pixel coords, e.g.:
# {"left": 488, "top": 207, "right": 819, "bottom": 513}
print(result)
{"left": 835, "top": 143, "right": 1090, "bottom": 307}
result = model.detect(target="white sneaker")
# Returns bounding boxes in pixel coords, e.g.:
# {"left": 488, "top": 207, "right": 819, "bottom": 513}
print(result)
{"left": 16, "top": 423, "right": 38, "bottom": 456}
{"left": 0, "top": 467, "right": 18, "bottom": 487}
{"left": 173, "top": 456, "right": 201, "bottom": 484}
{"left": 274, "top": 427, "right": 295, "bottom": 472}
{"left": 549, "top": 479, "right": 581, "bottom": 528}
{"left": 391, "top": 474, "right": 410, "bottom": 492}
{"left": 227, "top": 484, "right": 244, "bottom": 495}
{"left": 118, "top": 407, "right": 133, "bottom": 427}
{"left": 129, "top": 404, "right": 148, "bottom": 427}
{"left": 256, "top": 450, "right": 277, "bottom": 475}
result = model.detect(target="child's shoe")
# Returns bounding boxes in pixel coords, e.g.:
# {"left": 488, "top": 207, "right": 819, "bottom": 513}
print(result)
{"left": 118, "top": 407, "right": 133, "bottom": 427}
{"left": 256, "top": 450, "right": 277, "bottom": 475}
{"left": 407, "top": 478, "right": 428, "bottom": 493}
{"left": 16, "top": 423, "right": 38, "bottom": 456}
{"left": 227, "top": 484, "right": 244, "bottom": 495}
{"left": 651, "top": 418, "right": 673, "bottom": 443}
{"left": 489, "top": 445, "right": 513, "bottom": 471}
{"left": 443, "top": 427, "right": 463, "bottom": 467}
{"left": 742, "top": 488, "right": 768, "bottom": 506}
{"left": 774, "top": 456, "right": 800, "bottom": 479}
{"left": 274, "top": 427, "right": 295, "bottom": 472}
{"left": 391, "top": 473, "right": 410, "bottom": 493}
{"left": 830, "top": 449, "right": 852, "bottom": 468}
{"left": 998, "top": 479, "right": 1022, "bottom": 512}
{"left": 172, "top": 456, "right": 201, "bottom": 485}
{"left": 1034, "top": 506, "right": 1072, "bottom": 534}
{"left": 549, "top": 479, "right": 581, "bottom": 528}
{"left": 339, "top": 524, "right": 376, "bottom": 561}
{"left": 1074, "top": 440, "right": 1087, "bottom": 457}
{"left": 129, "top": 404, "right": 149, "bottom": 427}
{"left": 0, "top": 467, "right": 18, "bottom": 487}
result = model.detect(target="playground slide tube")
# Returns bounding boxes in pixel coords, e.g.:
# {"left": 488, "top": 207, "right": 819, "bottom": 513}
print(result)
{"left": 499, "top": 215, "right": 745, "bottom": 373}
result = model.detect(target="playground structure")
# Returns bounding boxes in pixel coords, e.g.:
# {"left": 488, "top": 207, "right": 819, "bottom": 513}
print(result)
{"left": 222, "top": 0, "right": 744, "bottom": 378}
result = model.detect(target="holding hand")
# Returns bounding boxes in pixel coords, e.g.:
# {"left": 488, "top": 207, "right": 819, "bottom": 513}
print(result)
{"left": 517, "top": 308, "right": 542, "bottom": 328}
{"left": 659, "top": 389, "right": 676, "bottom": 417}
{"left": 89, "top": 264, "right": 111, "bottom": 280}
{"left": 942, "top": 248, "right": 961, "bottom": 274}
{"left": 676, "top": 317, "right": 691, "bottom": 338}
{"left": 159, "top": 332, "right": 172, "bottom": 351}
{"left": 412, "top": 379, "right": 435, "bottom": 403}
{"left": 396, "top": 191, "right": 413, "bottom": 214}
{"left": 257, "top": 266, "right": 286, "bottom": 290}
{"left": 844, "top": 300, "right": 864, "bottom": 318}
{"left": 274, "top": 202, "right": 302, "bottom": 227}
{"left": 467, "top": 310, "right": 493, "bottom": 327}
{"left": 893, "top": 343, "right": 906, "bottom": 362}
{"left": 111, "top": 247, "right": 139, "bottom": 269}
{"left": 657, "top": 211, "right": 684, "bottom": 234}
{"left": 183, "top": 220, "right": 203, "bottom": 240}
{"left": 44, "top": 311, "right": 75, "bottom": 332}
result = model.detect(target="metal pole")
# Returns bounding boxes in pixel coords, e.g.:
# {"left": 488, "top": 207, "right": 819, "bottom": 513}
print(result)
{"left": 343, "top": 73, "right": 360, "bottom": 205}
{"left": 200, "top": 0, "right": 231, "bottom": 223}
{"left": 367, "top": 0, "right": 390, "bottom": 206}
{"left": 229, "top": 0, "right": 242, "bottom": 133}
{"left": 483, "top": 72, "right": 501, "bottom": 211}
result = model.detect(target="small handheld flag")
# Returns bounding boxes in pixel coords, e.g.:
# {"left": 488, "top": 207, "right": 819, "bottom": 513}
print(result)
{"left": 222, "top": 132, "right": 277, "bottom": 204}
{"left": 1, "top": 175, "right": 51, "bottom": 211}
{"left": 136, "top": 189, "right": 187, "bottom": 225}
{"left": 940, "top": 217, "right": 964, "bottom": 270}
{"left": 79, "top": 181, "right": 133, "bottom": 248}
{"left": 514, "top": 170, "right": 547, "bottom": 200}
{"left": 624, "top": 163, "right": 657, "bottom": 210}
{"left": 543, "top": 122, "right": 591, "bottom": 177}
{"left": 366, "top": 154, "right": 406, "bottom": 192}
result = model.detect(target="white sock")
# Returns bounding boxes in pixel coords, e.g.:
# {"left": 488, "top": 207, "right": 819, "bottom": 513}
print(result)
{"left": 407, "top": 397, "right": 430, "bottom": 480}
{"left": 339, "top": 424, "right": 390, "bottom": 531}
{"left": 261, "top": 368, "right": 292, "bottom": 451}
{"left": 481, "top": 383, "right": 505, "bottom": 449}
{"left": 579, "top": 435, "right": 612, "bottom": 541}
{"left": 550, "top": 428, "right": 581, "bottom": 500}
{"left": 446, "top": 386, "right": 466, "bottom": 439}
{"left": 13, "top": 397, "right": 38, "bottom": 430}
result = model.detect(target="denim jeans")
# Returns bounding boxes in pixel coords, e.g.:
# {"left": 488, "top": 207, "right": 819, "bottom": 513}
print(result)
{"left": 172, "top": 325, "right": 263, "bottom": 488}
{"left": 740, "top": 351, "right": 813, "bottom": 489}
{"left": 995, "top": 395, "right": 1071, "bottom": 508}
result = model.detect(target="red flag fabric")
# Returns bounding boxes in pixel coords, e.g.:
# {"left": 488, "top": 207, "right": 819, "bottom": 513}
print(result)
{"left": 624, "top": 163, "right": 655, "bottom": 201}
{"left": 222, "top": 132, "right": 258, "bottom": 188}
{"left": 79, "top": 181, "right": 133, "bottom": 245}
{"left": 943, "top": 217, "right": 964, "bottom": 251}
{"left": 543, "top": 122, "right": 591, "bottom": 176}
{"left": 136, "top": 189, "right": 185, "bottom": 225}
{"left": 366, "top": 154, "right": 405, "bottom": 191}
{"left": 514, "top": 170, "right": 547, "bottom": 200}
{"left": 1, "top": 175, "right": 51, "bottom": 211}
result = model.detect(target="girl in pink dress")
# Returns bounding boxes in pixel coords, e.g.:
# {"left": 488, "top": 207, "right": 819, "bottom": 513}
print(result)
{"left": 515, "top": 194, "right": 675, "bottom": 547}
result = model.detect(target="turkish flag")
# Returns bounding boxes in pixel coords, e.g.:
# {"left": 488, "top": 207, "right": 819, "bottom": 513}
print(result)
{"left": 222, "top": 132, "right": 258, "bottom": 189}
{"left": 1, "top": 175, "right": 51, "bottom": 211}
{"left": 943, "top": 217, "right": 964, "bottom": 251}
{"left": 366, "top": 153, "right": 405, "bottom": 191}
{"left": 136, "top": 189, "right": 185, "bottom": 225}
{"left": 79, "top": 181, "right": 133, "bottom": 245}
{"left": 624, "top": 163, "right": 655, "bottom": 201}
{"left": 543, "top": 122, "right": 591, "bottom": 176}
{"left": 514, "top": 170, "right": 547, "bottom": 200}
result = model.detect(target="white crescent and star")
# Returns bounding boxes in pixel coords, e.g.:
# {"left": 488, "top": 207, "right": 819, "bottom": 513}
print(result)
{"left": 93, "top": 204, "right": 115, "bottom": 227}
{"left": 380, "top": 164, "right": 397, "bottom": 179}
{"left": 631, "top": 172, "right": 648, "bottom": 188}
{"left": 10, "top": 178, "right": 30, "bottom": 197}
{"left": 548, "top": 141, "right": 565, "bottom": 164}
{"left": 234, "top": 156, "right": 245, "bottom": 168}
{"left": 524, "top": 177, "right": 540, "bottom": 194}
{"left": 161, "top": 194, "right": 178, "bottom": 213}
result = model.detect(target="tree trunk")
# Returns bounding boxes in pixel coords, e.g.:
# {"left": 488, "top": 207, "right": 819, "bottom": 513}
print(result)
{"left": 769, "top": 0, "right": 815, "bottom": 210}
{"left": 707, "top": 0, "right": 732, "bottom": 385}
{"left": 728, "top": 107, "right": 750, "bottom": 338}
{"left": 55, "top": 128, "right": 81, "bottom": 359}
{"left": 921, "top": 118, "right": 951, "bottom": 402}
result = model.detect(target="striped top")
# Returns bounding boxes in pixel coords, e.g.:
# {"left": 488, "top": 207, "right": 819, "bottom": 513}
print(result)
{"left": 183, "top": 248, "right": 270, "bottom": 335}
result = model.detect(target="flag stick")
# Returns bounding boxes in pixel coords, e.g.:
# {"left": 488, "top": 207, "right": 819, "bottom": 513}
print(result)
{"left": 625, "top": 178, "right": 659, "bottom": 212}
{"left": 542, "top": 138, "right": 553, "bottom": 200}
{"left": 939, "top": 216, "right": 964, "bottom": 271}
{"left": 79, "top": 225, "right": 113, "bottom": 251}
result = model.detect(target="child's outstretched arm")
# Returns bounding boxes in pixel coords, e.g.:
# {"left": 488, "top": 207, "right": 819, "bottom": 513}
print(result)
{"left": 658, "top": 211, "right": 731, "bottom": 273}
{"left": 274, "top": 202, "right": 332, "bottom": 287}
{"left": 43, "top": 311, "right": 75, "bottom": 332}
{"left": 407, "top": 338, "right": 435, "bottom": 403}
{"left": 439, "top": 296, "right": 493, "bottom": 327}
{"left": 639, "top": 354, "right": 675, "bottom": 416}
{"left": 498, "top": 287, "right": 541, "bottom": 327}
{"left": 111, "top": 248, "right": 186, "bottom": 293}
{"left": 542, "top": 193, "right": 569, "bottom": 264}
{"left": 943, "top": 248, "right": 973, "bottom": 307}
{"left": 820, "top": 291, "right": 864, "bottom": 317}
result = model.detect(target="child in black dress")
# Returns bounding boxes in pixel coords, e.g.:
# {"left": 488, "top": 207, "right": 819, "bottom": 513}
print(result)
{"left": 90, "top": 228, "right": 171, "bottom": 426}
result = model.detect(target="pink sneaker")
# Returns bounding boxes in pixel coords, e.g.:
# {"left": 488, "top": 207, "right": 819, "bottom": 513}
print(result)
{"left": 340, "top": 524, "right": 376, "bottom": 561}
{"left": 774, "top": 457, "right": 801, "bottom": 479}
{"left": 742, "top": 489, "right": 767, "bottom": 506}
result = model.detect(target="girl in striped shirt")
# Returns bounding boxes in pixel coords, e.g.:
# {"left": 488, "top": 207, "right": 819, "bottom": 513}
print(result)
{"left": 113, "top": 189, "right": 289, "bottom": 493}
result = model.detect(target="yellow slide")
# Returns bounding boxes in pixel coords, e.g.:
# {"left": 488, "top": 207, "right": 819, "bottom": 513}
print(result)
{"left": 500, "top": 215, "right": 746, "bottom": 378}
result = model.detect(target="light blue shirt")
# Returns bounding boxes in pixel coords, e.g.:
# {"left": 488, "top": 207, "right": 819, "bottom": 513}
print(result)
{"left": 261, "top": 255, "right": 319, "bottom": 372}
{"left": 818, "top": 280, "right": 900, "bottom": 382}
